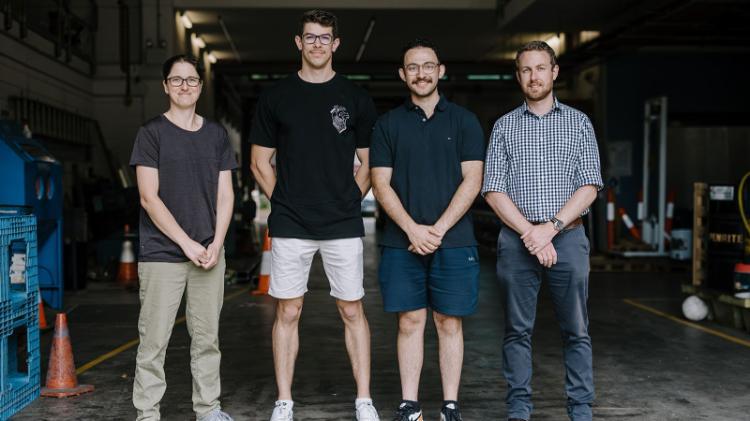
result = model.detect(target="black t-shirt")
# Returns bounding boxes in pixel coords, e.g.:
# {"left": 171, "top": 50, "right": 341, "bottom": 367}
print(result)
{"left": 370, "top": 96, "right": 486, "bottom": 248}
{"left": 129, "top": 115, "right": 238, "bottom": 262}
{"left": 250, "top": 73, "right": 378, "bottom": 239}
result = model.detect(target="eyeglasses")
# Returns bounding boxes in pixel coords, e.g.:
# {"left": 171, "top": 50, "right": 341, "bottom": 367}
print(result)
{"left": 403, "top": 62, "right": 439, "bottom": 75}
{"left": 301, "top": 33, "right": 334, "bottom": 45}
{"left": 166, "top": 76, "right": 201, "bottom": 87}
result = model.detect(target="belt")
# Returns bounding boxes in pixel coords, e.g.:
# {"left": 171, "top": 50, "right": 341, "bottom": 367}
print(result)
{"left": 531, "top": 217, "right": 583, "bottom": 231}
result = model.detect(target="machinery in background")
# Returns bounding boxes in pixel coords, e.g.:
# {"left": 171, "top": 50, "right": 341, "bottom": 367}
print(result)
{"left": 614, "top": 96, "right": 671, "bottom": 257}
{"left": 0, "top": 120, "right": 64, "bottom": 309}
{"left": 733, "top": 172, "right": 750, "bottom": 295}
{"left": 705, "top": 178, "right": 749, "bottom": 294}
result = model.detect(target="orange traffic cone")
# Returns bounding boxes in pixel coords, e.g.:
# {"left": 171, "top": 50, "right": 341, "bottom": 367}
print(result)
{"left": 41, "top": 313, "right": 94, "bottom": 398}
{"left": 116, "top": 224, "right": 138, "bottom": 289}
{"left": 618, "top": 207, "right": 642, "bottom": 240}
{"left": 38, "top": 287, "right": 49, "bottom": 331}
{"left": 251, "top": 228, "right": 272, "bottom": 296}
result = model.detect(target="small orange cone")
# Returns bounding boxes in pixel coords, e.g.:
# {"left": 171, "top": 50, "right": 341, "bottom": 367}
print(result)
{"left": 38, "top": 288, "right": 49, "bottom": 331}
{"left": 116, "top": 224, "right": 138, "bottom": 289}
{"left": 618, "top": 208, "right": 642, "bottom": 240}
{"left": 41, "top": 313, "right": 94, "bottom": 398}
{"left": 251, "top": 228, "right": 272, "bottom": 296}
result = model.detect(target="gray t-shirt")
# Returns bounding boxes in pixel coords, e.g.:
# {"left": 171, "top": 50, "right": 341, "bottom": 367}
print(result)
{"left": 129, "top": 115, "right": 238, "bottom": 262}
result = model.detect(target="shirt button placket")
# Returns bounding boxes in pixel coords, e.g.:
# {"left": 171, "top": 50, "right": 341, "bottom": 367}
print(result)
{"left": 537, "top": 116, "right": 543, "bottom": 221}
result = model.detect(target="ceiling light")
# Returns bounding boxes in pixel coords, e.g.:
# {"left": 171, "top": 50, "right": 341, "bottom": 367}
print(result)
{"left": 580, "top": 31, "right": 600, "bottom": 44}
{"left": 207, "top": 52, "right": 217, "bottom": 64}
{"left": 180, "top": 12, "right": 192, "bottom": 29}
{"left": 191, "top": 33, "right": 206, "bottom": 49}
{"left": 545, "top": 35, "right": 561, "bottom": 55}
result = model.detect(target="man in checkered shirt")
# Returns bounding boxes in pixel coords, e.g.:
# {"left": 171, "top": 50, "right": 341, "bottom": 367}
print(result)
{"left": 482, "top": 41, "right": 603, "bottom": 421}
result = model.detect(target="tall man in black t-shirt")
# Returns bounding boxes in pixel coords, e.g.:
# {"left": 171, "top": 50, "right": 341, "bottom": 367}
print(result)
{"left": 370, "top": 39, "right": 485, "bottom": 421}
{"left": 249, "top": 10, "right": 380, "bottom": 421}
{"left": 130, "top": 55, "right": 236, "bottom": 421}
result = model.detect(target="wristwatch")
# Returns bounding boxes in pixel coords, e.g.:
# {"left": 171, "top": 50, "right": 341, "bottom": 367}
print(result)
{"left": 549, "top": 217, "right": 565, "bottom": 231}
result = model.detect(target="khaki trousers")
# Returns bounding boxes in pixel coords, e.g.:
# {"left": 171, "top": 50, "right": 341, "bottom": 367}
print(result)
{"left": 132, "top": 254, "right": 225, "bottom": 420}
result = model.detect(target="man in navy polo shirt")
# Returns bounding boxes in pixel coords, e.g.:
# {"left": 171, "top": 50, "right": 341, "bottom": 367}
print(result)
{"left": 370, "top": 38, "right": 485, "bottom": 421}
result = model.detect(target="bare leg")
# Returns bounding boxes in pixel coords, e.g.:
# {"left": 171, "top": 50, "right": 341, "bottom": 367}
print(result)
{"left": 433, "top": 311, "right": 463, "bottom": 401}
{"left": 397, "top": 309, "right": 427, "bottom": 401}
{"left": 273, "top": 297, "right": 304, "bottom": 401}
{"left": 337, "top": 299, "right": 372, "bottom": 398}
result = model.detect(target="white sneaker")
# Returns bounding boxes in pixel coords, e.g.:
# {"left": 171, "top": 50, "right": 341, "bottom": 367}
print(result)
{"left": 270, "top": 400, "right": 294, "bottom": 421}
{"left": 356, "top": 399, "right": 380, "bottom": 421}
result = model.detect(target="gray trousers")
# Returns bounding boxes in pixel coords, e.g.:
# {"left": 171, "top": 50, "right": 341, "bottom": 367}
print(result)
{"left": 133, "top": 254, "right": 225, "bottom": 420}
{"left": 497, "top": 226, "right": 594, "bottom": 421}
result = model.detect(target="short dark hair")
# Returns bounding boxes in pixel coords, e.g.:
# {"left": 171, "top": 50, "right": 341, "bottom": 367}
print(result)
{"left": 300, "top": 10, "right": 338, "bottom": 38}
{"left": 162, "top": 54, "right": 204, "bottom": 81}
{"left": 401, "top": 38, "right": 441, "bottom": 64}
{"left": 515, "top": 40, "right": 557, "bottom": 68}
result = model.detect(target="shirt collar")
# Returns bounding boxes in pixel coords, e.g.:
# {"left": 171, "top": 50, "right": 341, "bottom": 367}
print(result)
{"left": 521, "top": 96, "right": 561, "bottom": 116}
{"left": 404, "top": 94, "right": 449, "bottom": 113}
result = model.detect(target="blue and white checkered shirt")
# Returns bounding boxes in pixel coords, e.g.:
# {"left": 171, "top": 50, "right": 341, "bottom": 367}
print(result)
{"left": 481, "top": 98, "right": 603, "bottom": 222}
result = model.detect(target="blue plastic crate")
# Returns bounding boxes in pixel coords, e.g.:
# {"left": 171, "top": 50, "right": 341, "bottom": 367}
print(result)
{"left": 0, "top": 292, "right": 37, "bottom": 340}
{"left": 0, "top": 215, "right": 38, "bottom": 306}
{"left": 0, "top": 320, "right": 40, "bottom": 420}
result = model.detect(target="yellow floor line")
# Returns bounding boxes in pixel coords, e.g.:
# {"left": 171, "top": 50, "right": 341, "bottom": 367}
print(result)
{"left": 76, "top": 286, "right": 252, "bottom": 375}
{"left": 623, "top": 298, "right": 750, "bottom": 349}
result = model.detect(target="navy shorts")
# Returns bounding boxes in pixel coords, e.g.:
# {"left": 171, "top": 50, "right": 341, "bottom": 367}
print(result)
{"left": 378, "top": 246, "right": 480, "bottom": 316}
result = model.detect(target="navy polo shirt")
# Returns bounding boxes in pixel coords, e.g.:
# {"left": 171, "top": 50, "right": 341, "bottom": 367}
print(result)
{"left": 370, "top": 95, "right": 486, "bottom": 248}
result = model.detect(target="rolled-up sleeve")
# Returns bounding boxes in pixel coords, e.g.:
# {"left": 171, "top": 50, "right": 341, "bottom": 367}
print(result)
{"left": 481, "top": 119, "right": 509, "bottom": 196}
{"left": 573, "top": 116, "right": 604, "bottom": 191}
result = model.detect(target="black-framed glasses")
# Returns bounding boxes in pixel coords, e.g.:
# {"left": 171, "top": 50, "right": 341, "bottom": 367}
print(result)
{"left": 166, "top": 76, "right": 201, "bottom": 87}
{"left": 301, "top": 33, "right": 334, "bottom": 45}
{"left": 403, "top": 62, "right": 439, "bottom": 75}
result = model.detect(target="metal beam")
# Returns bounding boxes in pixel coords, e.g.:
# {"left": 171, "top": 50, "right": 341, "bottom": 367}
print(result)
{"left": 175, "top": 0, "right": 496, "bottom": 9}
{"left": 495, "top": 0, "right": 538, "bottom": 30}
{"left": 214, "top": 60, "right": 516, "bottom": 76}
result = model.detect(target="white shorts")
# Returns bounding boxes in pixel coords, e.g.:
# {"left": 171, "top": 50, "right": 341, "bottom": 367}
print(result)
{"left": 269, "top": 237, "right": 364, "bottom": 301}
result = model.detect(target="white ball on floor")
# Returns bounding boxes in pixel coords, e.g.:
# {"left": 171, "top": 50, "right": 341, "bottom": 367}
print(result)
{"left": 682, "top": 295, "right": 708, "bottom": 321}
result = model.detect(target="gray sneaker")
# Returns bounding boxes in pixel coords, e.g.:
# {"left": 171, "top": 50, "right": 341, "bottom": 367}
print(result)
{"left": 198, "top": 409, "right": 234, "bottom": 421}
{"left": 270, "top": 400, "right": 294, "bottom": 421}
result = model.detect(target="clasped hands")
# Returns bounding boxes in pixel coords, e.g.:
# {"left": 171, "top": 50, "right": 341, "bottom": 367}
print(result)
{"left": 521, "top": 223, "right": 558, "bottom": 268}
{"left": 406, "top": 223, "right": 446, "bottom": 255}
{"left": 182, "top": 240, "right": 222, "bottom": 269}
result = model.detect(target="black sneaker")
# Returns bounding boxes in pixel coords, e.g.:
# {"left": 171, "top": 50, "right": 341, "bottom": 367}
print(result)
{"left": 440, "top": 401, "right": 462, "bottom": 421}
{"left": 392, "top": 401, "right": 423, "bottom": 421}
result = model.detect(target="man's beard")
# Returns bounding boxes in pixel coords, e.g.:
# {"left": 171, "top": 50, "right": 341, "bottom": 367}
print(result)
{"left": 524, "top": 82, "right": 552, "bottom": 101}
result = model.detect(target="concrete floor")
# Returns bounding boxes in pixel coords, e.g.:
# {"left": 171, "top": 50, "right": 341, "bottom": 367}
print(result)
{"left": 13, "top": 218, "right": 750, "bottom": 420}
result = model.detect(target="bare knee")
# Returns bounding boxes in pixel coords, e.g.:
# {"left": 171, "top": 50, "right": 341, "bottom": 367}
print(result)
{"left": 433, "top": 312, "right": 462, "bottom": 336}
{"left": 336, "top": 300, "right": 364, "bottom": 323}
{"left": 276, "top": 299, "right": 303, "bottom": 325}
{"left": 399, "top": 309, "right": 427, "bottom": 335}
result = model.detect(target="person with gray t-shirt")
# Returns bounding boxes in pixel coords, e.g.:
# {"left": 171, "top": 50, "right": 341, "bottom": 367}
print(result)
{"left": 129, "top": 54, "right": 237, "bottom": 421}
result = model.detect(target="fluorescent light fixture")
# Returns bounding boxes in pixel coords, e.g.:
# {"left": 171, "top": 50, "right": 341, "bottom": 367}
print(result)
{"left": 345, "top": 74, "right": 371, "bottom": 81}
{"left": 180, "top": 12, "right": 192, "bottom": 29}
{"left": 207, "top": 52, "right": 217, "bottom": 64}
{"left": 580, "top": 30, "right": 600, "bottom": 44}
{"left": 467, "top": 74, "right": 501, "bottom": 80}
{"left": 191, "top": 33, "right": 206, "bottom": 49}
